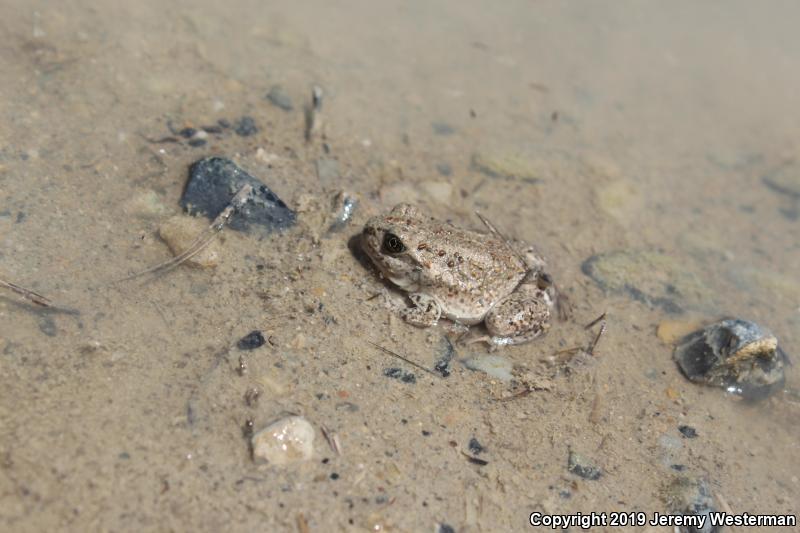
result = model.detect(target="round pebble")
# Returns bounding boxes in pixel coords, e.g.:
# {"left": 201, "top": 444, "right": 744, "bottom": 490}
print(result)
{"left": 158, "top": 215, "right": 220, "bottom": 268}
{"left": 251, "top": 416, "right": 315, "bottom": 465}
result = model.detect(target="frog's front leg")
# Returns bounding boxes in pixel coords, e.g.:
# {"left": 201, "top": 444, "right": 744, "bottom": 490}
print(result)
{"left": 400, "top": 293, "right": 442, "bottom": 327}
{"left": 485, "top": 286, "right": 551, "bottom": 346}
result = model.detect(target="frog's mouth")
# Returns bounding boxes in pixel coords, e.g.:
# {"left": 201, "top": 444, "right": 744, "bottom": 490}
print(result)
{"left": 361, "top": 239, "right": 419, "bottom": 291}
{"left": 367, "top": 253, "right": 419, "bottom": 291}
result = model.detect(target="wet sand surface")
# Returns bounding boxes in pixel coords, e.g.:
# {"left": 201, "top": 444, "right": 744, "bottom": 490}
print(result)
{"left": 1, "top": 1, "right": 798, "bottom": 531}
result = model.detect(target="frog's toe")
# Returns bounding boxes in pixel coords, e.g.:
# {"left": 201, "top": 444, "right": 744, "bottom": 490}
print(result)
{"left": 489, "top": 323, "right": 548, "bottom": 347}
{"left": 401, "top": 293, "right": 441, "bottom": 327}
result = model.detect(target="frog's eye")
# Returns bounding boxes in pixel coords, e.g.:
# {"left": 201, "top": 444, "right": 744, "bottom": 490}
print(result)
{"left": 382, "top": 233, "right": 406, "bottom": 254}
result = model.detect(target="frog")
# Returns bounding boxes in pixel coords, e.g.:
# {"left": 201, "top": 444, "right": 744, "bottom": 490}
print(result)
{"left": 361, "top": 203, "right": 556, "bottom": 346}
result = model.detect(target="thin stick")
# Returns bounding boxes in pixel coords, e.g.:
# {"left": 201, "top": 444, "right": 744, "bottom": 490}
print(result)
{"left": 366, "top": 340, "right": 441, "bottom": 378}
{"left": 588, "top": 322, "right": 607, "bottom": 355}
{"left": 304, "top": 85, "right": 324, "bottom": 141}
{"left": 584, "top": 312, "right": 607, "bottom": 330}
{"left": 118, "top": 184, "right": 253, "bottom": 282}
{"left": 0, "top": 278, "right": 53, "bottom": 307}
{"left": 475, "top": 211, "right": 529, "bottom": 267}
{"left": 320, "top": 425, "right": 342, "bottom": 455}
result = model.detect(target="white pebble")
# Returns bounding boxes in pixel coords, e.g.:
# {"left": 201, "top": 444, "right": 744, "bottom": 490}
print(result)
{"left": 251, "top": 416, "right": 315, "bottom": 465}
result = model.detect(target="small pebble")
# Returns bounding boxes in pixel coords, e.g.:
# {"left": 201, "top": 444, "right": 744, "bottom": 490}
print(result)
{"left": 678, "top": 425, "right": 698, "bottom": 439}
{"left": 37, "top": 316, "right": 57, "bottom": 337}
{"left": 383, "top": 367, "right": 416, "bottom": 384}
{"left": 158, "top": 215, "right": 220, "bottom": 268}
{"left": 234, "top": 116, "right": 258, "bottom": 136}
{"left": 237, "top": 330, "right": 266, "bottom": 350}
{"left": 266, "top": 85, "right": 294, "bottom": 111}
{"left": 462, "top": 354, "right": 513, "bottom": 381}
{"left": 567, "top": 449, "right": 602, "bottom": 480}
{"left": 251, "top": 416, "right": 315, "bottom": 465}
{"left": 468, "top": 437, "right": 484, "bottom": 455}
{"left": 431, "top": 121, "right": 455, "bottom": 135}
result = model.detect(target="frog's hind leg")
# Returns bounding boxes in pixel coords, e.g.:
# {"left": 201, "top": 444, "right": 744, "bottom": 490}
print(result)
{"left": 401, "top": 293, "right": 442, "bottom": 328}
{"left": 485, "top": 290, "right": 551, "bottom": 346}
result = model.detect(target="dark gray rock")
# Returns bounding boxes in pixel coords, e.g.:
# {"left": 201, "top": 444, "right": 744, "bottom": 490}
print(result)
{"left": 181, "top": 157, "right": 296, "bottom": 233}
{"left": 567, "top": 449, "right": 602, "bottom": 480}
{"left": 237, "top": 330, "right": 266, "bottom": 350}
{"left": 673, "top": 318, "right": 787, "bottom": 400}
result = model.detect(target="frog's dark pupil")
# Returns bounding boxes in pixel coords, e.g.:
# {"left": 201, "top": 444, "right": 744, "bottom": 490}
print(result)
{"left": 383, "top": 233, "right": 405, "bottom": 254}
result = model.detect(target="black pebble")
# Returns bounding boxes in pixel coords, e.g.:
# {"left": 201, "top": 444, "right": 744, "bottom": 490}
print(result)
{"left": 178, "top": 127, "right": 197, "bottom": 139}
{"left": 237, "top": 330, "right": 266, "bottom": 350}
{"left": 468, "top": 437, "right": 484, "bottom": 455}
{"left": 234, "top": 116, "right": 258, "bottom": 136}
{"left": 678, "top": 425, "right": 698, "bottom": 439}
{"left": 383, "top": 367, "right": 416, "bottom": 384}
{"left": 188, "top": 138, "right": 207, "bottom": 147}
{"left": 438, "top": 525, "right": 455, "bottom": 533}
{"left": 330, "top": 472, "right": 339, "bottom": 480}
{"left": 181, "top": 157, "right": 296, "bottom": 233}
{"left": 568, "top": 450, "right": 602, "bottom": 480}
{"left": 433, "top": 337, "right": 454, "bottom": 378}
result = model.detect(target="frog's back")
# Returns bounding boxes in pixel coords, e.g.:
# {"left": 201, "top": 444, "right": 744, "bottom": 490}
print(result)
{"left": 420, "top": 224, "right": 528, "bottom": 321}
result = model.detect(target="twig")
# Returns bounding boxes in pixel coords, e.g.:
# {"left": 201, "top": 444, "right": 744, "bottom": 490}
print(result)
{"left": 460, "top": 451, "right": 489, "bottom": 466}
{"left": 0, "top": 278, "right": 53, "bottom": 307}
{"left": 588, "top": 322, "right": 607, "bottom": 355}
{"left": 304, "top": 85, "right": 324, "bottom": 142}
{"left": 366, "top": 340, "right": 440, "bottom": 378}
{"left": 118, "top": 184, "right": 253, "bottom": 282}
{"left": 584, "top": 312, "right": 606, "bottom": 330}
{"left": 320, "top": 424, "right": 342, "bottom": 455}
{"left": 475, "top": 211, "right": 529, "bottom": 268}
{"left": 296, "top": 513, "right": 310, "bottom": 533}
